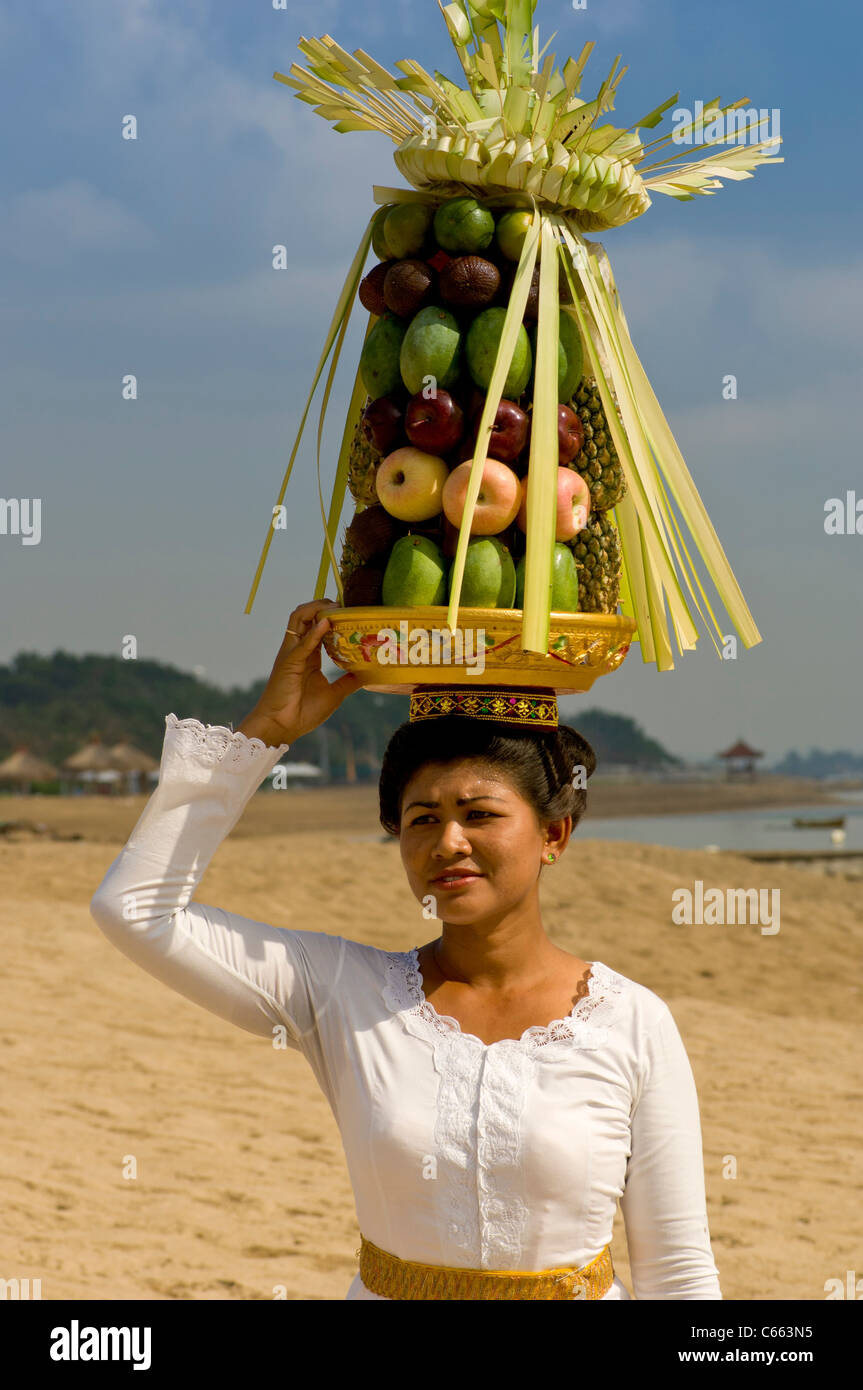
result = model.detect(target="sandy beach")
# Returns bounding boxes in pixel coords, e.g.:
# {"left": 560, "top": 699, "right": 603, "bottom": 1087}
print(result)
{"left": 1, "top": 783, "right": 861, "bottom": 1301}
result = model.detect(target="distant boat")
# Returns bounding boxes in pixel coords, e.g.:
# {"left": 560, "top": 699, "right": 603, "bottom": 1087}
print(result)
{"left": 792, "top": 815, "right": 846, "bottom": 829}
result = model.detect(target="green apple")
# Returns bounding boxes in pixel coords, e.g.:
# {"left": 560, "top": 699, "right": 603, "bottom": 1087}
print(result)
{"left": 372, "top": 205, "right": 394, "bottom": 260}
{"left": 434, "top": 197, "right": 495, "bottom": 255}
{"left": 384, "top": 203, "right": 434, "bottom": 259}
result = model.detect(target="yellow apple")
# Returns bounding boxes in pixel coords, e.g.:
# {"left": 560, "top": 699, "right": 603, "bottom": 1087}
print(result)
{"left": 375, "top": 446, "right": 450, "bottom": 522}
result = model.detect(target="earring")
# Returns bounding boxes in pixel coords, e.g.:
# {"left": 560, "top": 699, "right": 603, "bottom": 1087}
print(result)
{"left": 546, "top": 853, "right": 555, "bottom": 863}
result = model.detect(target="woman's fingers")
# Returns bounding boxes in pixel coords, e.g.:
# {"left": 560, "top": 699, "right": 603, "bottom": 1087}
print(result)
{"left": 280, "top": 599, "right": 339, "bottom": 656}
{"left": 248, "top": 600, "right": 357, "bottom": 743}
{"left": 328, "top": 670, "right": 360, "bottom": 705}
{"left": 298, "top": 616, "right": 328, "bottom": 673}
{"left": 291, "top": 615, "right": 326, "bottom": 647}
{"left": 289, "top": 598, "right": 340, "bottom": 626}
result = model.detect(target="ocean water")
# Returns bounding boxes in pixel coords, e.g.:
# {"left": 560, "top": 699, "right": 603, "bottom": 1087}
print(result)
{"left": 578, "top": 801, "right": 863, "bottom": 854}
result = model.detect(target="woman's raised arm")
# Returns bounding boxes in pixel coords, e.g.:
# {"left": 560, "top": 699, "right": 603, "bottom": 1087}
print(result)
{"left": 90, "top": 601, "right": 359, "bottom": 1053}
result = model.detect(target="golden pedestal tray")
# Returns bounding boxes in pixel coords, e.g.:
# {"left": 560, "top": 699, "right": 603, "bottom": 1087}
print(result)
{"left": 322, "top": 607, "right": 637, "bottom": 695}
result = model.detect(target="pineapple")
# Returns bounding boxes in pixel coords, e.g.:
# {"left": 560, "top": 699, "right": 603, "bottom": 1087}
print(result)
{"left": 570, "top": 511, "right": 622, "bottom": 614}
{"left": 339, "top": 531, "right": 364, "bottom": 588}
{"left": 347, "top": 406, "right": 382, "bottom": 508}
{"left": 570, "top": 378, "right": 627, "bottom": 512}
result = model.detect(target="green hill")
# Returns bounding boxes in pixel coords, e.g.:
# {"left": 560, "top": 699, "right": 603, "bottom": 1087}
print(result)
{"left": 0, "top": 651, "right": 678, "bottom": 782}
{"left": 565, "top": 706, "right": 682, "bottom": 769}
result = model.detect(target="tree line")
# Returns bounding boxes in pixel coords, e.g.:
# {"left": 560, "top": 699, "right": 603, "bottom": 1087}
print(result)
{"left": 0, "top": 650, "right": 679, "bottom": 782}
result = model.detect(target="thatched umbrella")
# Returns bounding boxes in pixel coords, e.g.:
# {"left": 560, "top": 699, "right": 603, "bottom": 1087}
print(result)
{"left": 110, "top": 741, "right": 159, "bottom": 794}
{"left": 64, "top": 738, "right": 117, "bottom": 773}
{"left": 109, "top": 742, "right": 159, "bottom": 773}
{"left": 64, "top": 737, "right": 121, "bottom": 794}
{"left": 0, "top": 747, "right": 60, "bottom": 794}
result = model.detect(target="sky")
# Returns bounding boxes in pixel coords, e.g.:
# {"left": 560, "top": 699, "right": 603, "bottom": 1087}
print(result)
{"left": 1, "top": 0, "right": 860, "bottom": 763}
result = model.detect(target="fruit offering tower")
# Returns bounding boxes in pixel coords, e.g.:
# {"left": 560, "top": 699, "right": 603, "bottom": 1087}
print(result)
{"left": 246, "top": 0, "right": 781, "bottom": 694}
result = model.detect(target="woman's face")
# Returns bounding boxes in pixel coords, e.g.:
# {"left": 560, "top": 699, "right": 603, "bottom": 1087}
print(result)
{"left": 398, "top": 758, "right": 570, "bottom": 926}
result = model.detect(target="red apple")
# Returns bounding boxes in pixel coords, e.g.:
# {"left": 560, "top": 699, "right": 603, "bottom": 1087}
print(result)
{"left": 362, "top": 396, "right": 404, "bottom": 453}
{"left": 558, "top": 403, "right": 585, "bottom": 464}
{"left": 517, "top": 466, "right": 591, "bottom": 541}
{"left": 471, "top": 397, "right": 530, "bottom": 463}
{"left": 376, "top": 446, "right": 450, "bottom": 522}
{"left": 405, "top": 389, "right": 465, "bottom": 454}
{"left": 442, "top": 458, "right": 522, "bottom": 535}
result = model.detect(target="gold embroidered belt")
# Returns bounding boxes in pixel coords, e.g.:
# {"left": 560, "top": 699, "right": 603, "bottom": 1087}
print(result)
{"left": 358, "top": 1236, "right": 613, "bottom": 1300}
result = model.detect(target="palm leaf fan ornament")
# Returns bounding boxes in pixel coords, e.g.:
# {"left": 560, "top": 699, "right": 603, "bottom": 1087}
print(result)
{"left": 245, "top": 0, "right": 781, "bottom": 672}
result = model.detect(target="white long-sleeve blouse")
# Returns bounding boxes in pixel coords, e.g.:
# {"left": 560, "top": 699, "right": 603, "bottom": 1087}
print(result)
{"left": 90, "top": 714, "right": 722, "bottom": 1301}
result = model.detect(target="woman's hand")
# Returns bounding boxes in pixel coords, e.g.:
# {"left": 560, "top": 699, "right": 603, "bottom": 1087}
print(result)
{"left": 237, "top": 599, "right": 360, "bottom": 747}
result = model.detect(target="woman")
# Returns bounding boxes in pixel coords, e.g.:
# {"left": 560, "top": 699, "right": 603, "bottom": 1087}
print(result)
{"left": 91, "top": 599, "right": 722, "bottom": 1300}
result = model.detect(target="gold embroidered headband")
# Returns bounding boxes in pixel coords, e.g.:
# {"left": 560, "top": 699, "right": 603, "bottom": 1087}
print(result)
{"left": 409, "top": 687, "right": 558, "bottom": 729}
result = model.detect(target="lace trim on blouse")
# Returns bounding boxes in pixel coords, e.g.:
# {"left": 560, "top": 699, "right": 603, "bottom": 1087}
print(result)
{"left": 164, "top": 713, "right": 289, "bottom": 769}
{"left": 383, "top": 947, "right": 625, "bottom": 1051}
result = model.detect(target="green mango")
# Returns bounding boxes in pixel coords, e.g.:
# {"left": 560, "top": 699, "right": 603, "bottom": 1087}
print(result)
{"left": 449, "top": 536, "right": 515, "bottom": 608}
{"left": 465, "top": 308, "right": 532, "bottom": 398}
{"left": 361, "top": 313, "right": 408, "bottom": 399}
{"left": 400, "top": 306, "right": 462, "bottom": 396}
{"left": 514, "top": 543, "right": 579, "bottom": 612}
{"left": 515, "top": 554, "right": 526, "bottom": 607}
{"left": 527, "top": 311, "right": 584, "bottom": 402}
{"left": 558, "top": 311, "right": 584, "bottom": 401}
{"left": 382, "top": 534, "right": 448, "bottom": 606}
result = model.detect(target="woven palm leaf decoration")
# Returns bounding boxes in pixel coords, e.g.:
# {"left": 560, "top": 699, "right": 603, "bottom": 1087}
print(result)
{"left": 245, "top": 0, "right": 781, "bottom": 671}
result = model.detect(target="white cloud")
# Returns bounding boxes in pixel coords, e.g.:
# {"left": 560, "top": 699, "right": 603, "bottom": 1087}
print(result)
{"left": 39, "top": 0, "right": 345, "bottom": 151}
{"left": 0, "top": 180, "right": 155, "bottom": 263}
{"left": 27, "top": 0, "right": 402, "bottom": 237}
{"left": 602, "top": 232, "right": 863, "bottom": 356}
{"left": 604, "top": 235, "right": 729, "bottom": 323}
{"left": 0, "top": 264, "right": 365, "bottom": 334}
{"left": 670, "top": 371, "right": 858, "bottom": 456}
{"left": 750, "top": 256, "right": 863, "bottom": 348}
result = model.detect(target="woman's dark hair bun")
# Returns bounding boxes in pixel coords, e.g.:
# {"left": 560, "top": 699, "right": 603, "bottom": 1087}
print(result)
{"left": 378, "top": 712, "right": 598, "bottom": 838}
{"left": 536, "top": 724, "right": 597, "bottom": 793}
